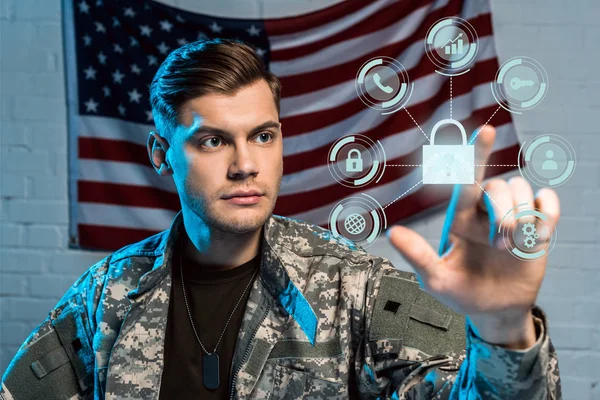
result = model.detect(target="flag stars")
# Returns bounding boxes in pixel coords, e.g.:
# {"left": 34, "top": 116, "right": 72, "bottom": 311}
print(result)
{"left": 129, "top": 36, "right": 139, "bottom": 47}
{"left": 112, "top": 69, "right": 124, "bottom": 84}
{"left": 128, "top": 89, "right": 142, "bottom": 103}
{"left": 84, "top": 66, "right": 97, "bottom": 80}
{"left": 113, "top": 43, "right": 123, "bottom": 54}
{"left": 82, "top": 34, "right": 92, "bottom": 46}
{"left": 112, "top": 16, "right": 120, "bottom": 27}
{"left": 160, "top": 20, "right": 173, "bottom": 32}
{"left": 124, "top": 7, "right": 135, "bottom": 18}
{"left": 197, "top": 31, "right": 208, "bottom": 40}
{"left": 146, "top": 110, "right": 154, "bottom": 121}
{"left": 209, "top": 21, "right": 222, "bottom": 33}
{"left": 102, "top": 86, "right": 111, "bottom": 97}
{"left": 78, "top": 1, "right": 90, "bottom": 14}
{"left": 97, "top": 51, "right": 107, "bottom": 65}
{"left": 147, "top": 55, "right": 158, "bottom": 66}
{"left": 118, "top": 104, "right": 126, "bottom": 115}
{"left": 157, "top": 42, "right": 170, "bottom": 55}
{"left": 177, "top": 38, "right": 188, "bottom": 46}
{"left": 140, "top": 25, "right": 152, "bottom": 37}
{"left": 130, "top": 64, "right": 142, "bottom": 75}
{"left": 85, "top": 98, "right": 98, "bottom": 113}
{"left": 175, "top": 14, "right": 185, "bottom": 23}
{"left": 95, "top": 22, "right": 106, "bottom": 34}
{"left": 247, "top": 25, "right": 261, "bottom": 36}
{"left": 255, "top": 47, "right": 266, "bottom": 57}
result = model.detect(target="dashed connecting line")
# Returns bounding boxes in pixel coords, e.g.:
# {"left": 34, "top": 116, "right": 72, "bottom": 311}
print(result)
{"left": 402, "top": 107, "right": 430, "bottom": 142}
{"left": 474, "top": 179, "right": 501, "bottom": 211}
{"left": 468, "top": 106, "right": 502, "bottom": 144}
{"left": 387, "top": 164, "right": 516, "bottom": 167}
{"left": 383, "top": 180, "right": 423, "bottom": 210}
{"left": 475, "top": 164, "right": 518, "bottom": 167}
{"left": 450, "top": 76, "right": 453, "bottom": 119}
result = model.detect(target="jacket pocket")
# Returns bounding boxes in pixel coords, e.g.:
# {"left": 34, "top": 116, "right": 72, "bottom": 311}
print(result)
{"left": 271, "top": 364, "right": 347, "bottom": 400}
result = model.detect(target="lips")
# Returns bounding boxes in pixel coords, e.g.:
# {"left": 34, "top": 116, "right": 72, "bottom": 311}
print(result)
{"left": 222, "top": 190, "right": 264, "bottom": 199}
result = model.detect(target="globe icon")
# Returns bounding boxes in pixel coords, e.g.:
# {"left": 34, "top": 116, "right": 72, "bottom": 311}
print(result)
{"left": 344, "top": 213, "right": 366, "bottom": 235}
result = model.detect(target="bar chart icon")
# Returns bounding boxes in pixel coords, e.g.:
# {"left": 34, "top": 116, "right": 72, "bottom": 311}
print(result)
{"left": 443, "top": 33, "right": 464, "bottom": 55}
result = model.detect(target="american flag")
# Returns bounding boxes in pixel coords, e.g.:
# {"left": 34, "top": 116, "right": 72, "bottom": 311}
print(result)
{"left": 64, "top": 0, "right": 519, "bottom": 251}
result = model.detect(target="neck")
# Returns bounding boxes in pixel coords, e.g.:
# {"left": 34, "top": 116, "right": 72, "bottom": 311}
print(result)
{"left": 180, "top": 208, "right": 263, "bottom": 270}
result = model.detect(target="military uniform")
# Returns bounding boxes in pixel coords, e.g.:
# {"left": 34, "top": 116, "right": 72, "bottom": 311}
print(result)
{"left": 1, "top": 211, "right": 561, "bottom": 399}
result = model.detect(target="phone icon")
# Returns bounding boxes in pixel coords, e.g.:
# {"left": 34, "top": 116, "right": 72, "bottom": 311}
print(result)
{"left": 373, "top": 73, "right": 393, "bottom": 94}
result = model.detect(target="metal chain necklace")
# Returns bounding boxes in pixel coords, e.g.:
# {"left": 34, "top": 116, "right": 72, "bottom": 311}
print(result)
{"left": 179, "top": 239, "right": 258, "bottom": 390}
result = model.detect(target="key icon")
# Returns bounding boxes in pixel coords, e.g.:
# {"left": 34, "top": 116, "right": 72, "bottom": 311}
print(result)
{"left": 510, "top": 77, "right": 535, "bottom": 90}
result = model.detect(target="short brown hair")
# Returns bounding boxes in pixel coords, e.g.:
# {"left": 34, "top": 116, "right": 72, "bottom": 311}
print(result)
{"left": 149, "top": 38, "right": 281, "bottom": 141}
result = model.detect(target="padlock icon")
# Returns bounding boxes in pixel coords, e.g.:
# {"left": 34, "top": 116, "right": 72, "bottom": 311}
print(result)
{"left": 345, "top": 149, "right": 363, "bottom": 173}
{"left": 422, "top": 119, "right": 474, "bottom": 184}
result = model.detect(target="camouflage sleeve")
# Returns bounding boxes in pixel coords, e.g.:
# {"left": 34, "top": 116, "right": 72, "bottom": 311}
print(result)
{"left": 0, "top": 256, "right": 111, "bottom": 399}
{"left": 354, "top": 255, "right": 562, "bottom": 400}
{"left": 451, "top": 307, "right": 562, "bottom": 399}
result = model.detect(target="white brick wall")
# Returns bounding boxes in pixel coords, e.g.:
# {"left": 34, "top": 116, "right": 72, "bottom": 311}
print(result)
{"left": 0, "top": 0, "right": 598, "bottom": 397}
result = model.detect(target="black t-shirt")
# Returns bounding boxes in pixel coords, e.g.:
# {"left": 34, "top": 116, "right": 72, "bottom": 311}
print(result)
{"left": 158, "top": 236, "right": 261, "bottom": 399}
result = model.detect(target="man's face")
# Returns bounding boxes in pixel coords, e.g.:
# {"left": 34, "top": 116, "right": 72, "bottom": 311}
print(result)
{"left": 167, "top": 79, "right": 283, "bottom": 234}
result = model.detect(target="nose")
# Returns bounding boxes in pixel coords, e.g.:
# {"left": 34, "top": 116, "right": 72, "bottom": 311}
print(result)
{"left": 227, "top": 142, "right": 259, "bottom": 179}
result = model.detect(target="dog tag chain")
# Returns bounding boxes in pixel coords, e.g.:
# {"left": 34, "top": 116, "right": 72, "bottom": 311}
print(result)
{"left": 179, "top": 238, "right": 258, "bottom": 390}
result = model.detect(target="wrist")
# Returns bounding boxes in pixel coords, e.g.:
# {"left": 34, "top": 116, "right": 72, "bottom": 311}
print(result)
{"left": 467, "top": 308, "right": 538, "bottom": 349}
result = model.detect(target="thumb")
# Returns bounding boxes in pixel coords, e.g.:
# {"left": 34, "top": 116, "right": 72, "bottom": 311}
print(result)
{"left": 386, "top": 225, "right": 441, "bottom": 284}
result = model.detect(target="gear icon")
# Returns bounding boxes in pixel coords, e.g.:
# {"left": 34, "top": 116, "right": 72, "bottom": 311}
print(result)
{"left": 522, "top": 223, "right": 536, "bottom": 236}
{"left": 524, "top": 236, "right": 536, "bottom": 249}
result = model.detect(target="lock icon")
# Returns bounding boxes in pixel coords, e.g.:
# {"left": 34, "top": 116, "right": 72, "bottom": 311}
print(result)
{"left": 422, "top": 119, "right": 474, "bottom": 184}
{"left": 345, "top": 149, "right": 363, "bottom": 172}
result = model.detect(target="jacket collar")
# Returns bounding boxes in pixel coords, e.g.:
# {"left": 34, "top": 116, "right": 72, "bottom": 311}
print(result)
{"left": 125, "top": 210, "right": 318, "bottom": 343}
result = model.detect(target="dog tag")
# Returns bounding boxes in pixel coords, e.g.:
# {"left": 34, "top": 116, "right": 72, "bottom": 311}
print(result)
{"left": 203, "top": 353, "right": 220, "bottom": 390}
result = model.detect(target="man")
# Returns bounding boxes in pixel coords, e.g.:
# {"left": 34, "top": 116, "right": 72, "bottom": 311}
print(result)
{"left": 1, "top": 38, "right": 561, "bottom": 399}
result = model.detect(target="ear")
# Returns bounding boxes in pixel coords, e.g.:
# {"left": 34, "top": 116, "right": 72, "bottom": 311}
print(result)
{"left": 147, "top": 131, "right": 172, "bottom": 176}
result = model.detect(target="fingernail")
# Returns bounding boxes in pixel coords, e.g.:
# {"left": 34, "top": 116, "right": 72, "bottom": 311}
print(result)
{"left": 386, "top": 227, "right": 395, "bottom": 239}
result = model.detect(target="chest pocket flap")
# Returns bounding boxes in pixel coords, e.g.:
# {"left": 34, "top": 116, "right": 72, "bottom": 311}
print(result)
{"left": 368, "top": 274, "right": 466, "bottom": 362}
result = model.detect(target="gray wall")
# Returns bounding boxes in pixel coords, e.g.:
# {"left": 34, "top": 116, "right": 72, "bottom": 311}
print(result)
{"left": 1, "top": 0, "right": 598, "bottom": 398}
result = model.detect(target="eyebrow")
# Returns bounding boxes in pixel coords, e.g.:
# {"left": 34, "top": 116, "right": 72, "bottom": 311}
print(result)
{"left": 191, "top": 120, "right": 281, "bottom": 138}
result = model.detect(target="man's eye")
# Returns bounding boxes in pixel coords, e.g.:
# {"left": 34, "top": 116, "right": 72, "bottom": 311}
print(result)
{"left": 201, "top": 137, "right": 222, "bottom": 148}
{"left": 256, "top": 132, "right": 273, "bottom": 143}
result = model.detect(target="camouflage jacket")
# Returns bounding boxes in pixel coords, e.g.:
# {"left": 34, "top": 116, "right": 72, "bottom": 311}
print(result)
{"left": 1, "top": 211, "right": 561, "bottom": 399}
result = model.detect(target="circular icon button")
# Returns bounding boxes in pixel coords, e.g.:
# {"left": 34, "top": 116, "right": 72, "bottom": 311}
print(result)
{"left": 328, "top": 194, "right": 387, "bottom": 249}
{"left": 425, "top": 17, "right": 479, "bottom": 75}
{"left": 328, "top": 134, "right": 387, "bottom": 188}
{"left": 364, "top": 66, "right": 401, "bottom": 101}
{"left": 499, "top": 204, "right": 557, "bottom": 262}
{"left": 356, "top": 56, "right": 413, "bottom": 114}
{"left": 491, "top": 56, "right": 548, "bottom": 113}
{"left": 518, "top": 134, "right": 576, "bottom": 188}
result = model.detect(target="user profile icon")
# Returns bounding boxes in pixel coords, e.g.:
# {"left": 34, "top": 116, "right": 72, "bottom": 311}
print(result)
{"left": 491, "top": 56, "right": 548, "bottom": 113}
{"left": 518, "top": 134, "right": 576, "bottom": 188}
{"left": 424, "top": 17, "right": 479, "bottom": 75}
{"left": 328, "top": 194, "right": 387, "bottom": 249}
{"left": 355, "top": 56, "right": 413, "bottom": 114}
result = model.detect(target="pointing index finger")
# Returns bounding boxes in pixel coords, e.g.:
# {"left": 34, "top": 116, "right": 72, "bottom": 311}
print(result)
{"left": 455, "top": 124, "right": 496, "bottom": 211}
{"left": 438, "top": 124, "right": 496, "bottom": 255}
